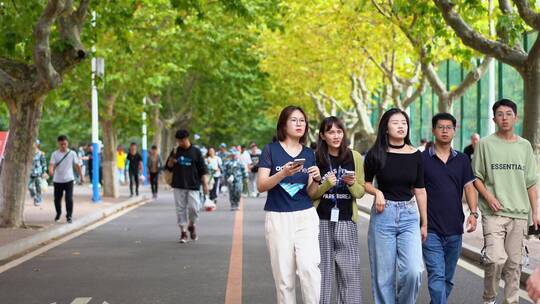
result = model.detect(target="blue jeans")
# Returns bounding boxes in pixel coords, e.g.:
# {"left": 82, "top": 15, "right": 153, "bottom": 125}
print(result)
{"left": 368, "top": 200, "right": 424, "bottom": 304}
{"left": 422, "top": 233, "right": 462, "bottom": 304}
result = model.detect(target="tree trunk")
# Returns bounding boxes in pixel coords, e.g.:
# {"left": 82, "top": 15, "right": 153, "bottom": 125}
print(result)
{"left": 151, "top": 117, "right": 162, "bottom": 151}
{"left": 438, "top": 96, "right": 452, "bottom": 113}
{"left": 101, "top": 94, "right": 119, "bottom": 198}
{"left": 522, "top": 65, "right": 540, "bottom": 156}
{"left": 0, "top": 95, "right": 43, "bottom": 227}
{"left": 161, "top": 127, "right": 173, "bottom": 161}
{"left": 101, "top": 119, "right": 119, "bottom": 198}
{"left": 353, "top": 132, "right": 376, "bottom": 154}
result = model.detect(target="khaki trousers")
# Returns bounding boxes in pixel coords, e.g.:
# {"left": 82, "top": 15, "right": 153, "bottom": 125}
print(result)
{"left": 482, "top": 215, "right": 527, "bottom": 304}
{"left": 265, "top": 207, "right": 321, "bottom": 304}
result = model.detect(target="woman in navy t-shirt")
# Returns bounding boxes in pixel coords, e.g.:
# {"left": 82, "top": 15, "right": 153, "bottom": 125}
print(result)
{"left": 257, "top": 105, "right": 322, "bottom": 304}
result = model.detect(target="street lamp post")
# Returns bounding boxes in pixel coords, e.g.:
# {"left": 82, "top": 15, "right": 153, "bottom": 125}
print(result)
{"left": 142, "top": 97, "right": 148, "bottom": 185}
{"left": 91, "top": 11, "right": 104, "bottom": 203}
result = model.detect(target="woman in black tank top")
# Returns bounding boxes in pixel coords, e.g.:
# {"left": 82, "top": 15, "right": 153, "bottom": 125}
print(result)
{"left": 363, "top": 108, "right": 428, "bottom": 304}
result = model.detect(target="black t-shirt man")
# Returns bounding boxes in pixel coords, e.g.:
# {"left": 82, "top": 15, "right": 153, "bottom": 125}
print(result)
{"left": 169, "top": 145, "right": 208, "bottom": 190}
{"left": 250, "top": 152, "right": 261, "bottom": 173}
{"left": 127, "top": 153, "right": 142, "bottom": 174}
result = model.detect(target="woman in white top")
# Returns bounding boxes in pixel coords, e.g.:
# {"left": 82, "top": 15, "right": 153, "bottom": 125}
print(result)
{"left": 206, "top": 147, "right": 222, "bottom": 203}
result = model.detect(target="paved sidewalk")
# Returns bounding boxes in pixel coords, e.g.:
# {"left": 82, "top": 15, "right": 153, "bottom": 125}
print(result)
{"left": 0, "top": 182, "right": 154, "bottom": 261}
{"left": 357, "top": 194, "right": 540, "bottom": 274}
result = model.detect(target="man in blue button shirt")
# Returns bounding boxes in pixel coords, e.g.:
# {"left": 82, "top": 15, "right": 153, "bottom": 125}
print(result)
{"left": 422, "top": 113, "right": 479, "bottom": 304}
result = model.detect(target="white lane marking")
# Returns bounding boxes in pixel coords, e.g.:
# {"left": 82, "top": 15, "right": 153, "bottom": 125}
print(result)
{"left": 358, "top": 209, "right": 532, "bottom": 303}
{"left": 0, "top": 200, "right": 149, "bottom": 274}
{"left": 70, "top": 298, "right": 92, "bottom": 304}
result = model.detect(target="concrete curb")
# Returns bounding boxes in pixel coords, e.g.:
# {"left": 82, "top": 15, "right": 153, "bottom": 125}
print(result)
{"left": 357, "top": 204, "right": 532, "bottom": 285}
{"left": 0, "top": 195, "right": 150, "bottom": 262}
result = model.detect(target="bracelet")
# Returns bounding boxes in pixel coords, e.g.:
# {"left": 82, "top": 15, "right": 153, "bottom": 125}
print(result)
{"left": 470, "top": 211, "right": 479, "bottom": 219}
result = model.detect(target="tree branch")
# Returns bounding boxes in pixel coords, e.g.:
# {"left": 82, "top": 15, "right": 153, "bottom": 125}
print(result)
{"left": 448, "top": 56, "right": 493, "bottom": 101}
{"left": 513, "top": 0, "right": 540, "bottom": 30}
{"left": 402, "top": 75, "right": 426, "bottom": 109}
{"left": 499, "top": 0, "right": 514, "bottom": 14}
{"left": 362, "top": 47, "right": 387, "bottom": 76}
{"left": 33, "top": 0, "right": 64, "bottom": 90}
{"left": 350, "top": 73, "right": 370, "bottom": 123}
{"left": 433, "top": 0, "right": 528, "bottom": 68}
{"left": 371, "top": 0, "right": 392, "bottom": 19}
{"left": 74, "top": 0, "right": 91, "bottom": 24}
{"left": 422, "top": 61, "right": 447, "bottom": 98}
{"left": 309, "top": 92, "right": 329, "bottom": 119}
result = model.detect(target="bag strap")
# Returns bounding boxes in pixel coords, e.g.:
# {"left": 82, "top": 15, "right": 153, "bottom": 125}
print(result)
{"left": 54, "top": 150, "right": 72, "bottom": 169}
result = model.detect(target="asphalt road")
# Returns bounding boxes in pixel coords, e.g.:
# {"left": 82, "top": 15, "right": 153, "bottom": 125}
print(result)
{"left": 0, "top": 191, "right": 532, "bottom": 304}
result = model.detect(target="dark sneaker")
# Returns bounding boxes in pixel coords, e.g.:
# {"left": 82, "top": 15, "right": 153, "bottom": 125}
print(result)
{"left": 179, "top": 232, "right": 188, "bottom": 243}
{"left": 54, "top": 214, "right": 61, "bottom": 222}
{"left": 188, "top": 225, "right": 198, "bottom": 241}
{"left": 67, "top": 217, "right": 72, "bottom": 224}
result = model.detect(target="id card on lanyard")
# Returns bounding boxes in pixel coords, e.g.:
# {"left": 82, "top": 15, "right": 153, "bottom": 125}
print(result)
{"left": 328, "top": 157, "right": 339, "bottom": 222}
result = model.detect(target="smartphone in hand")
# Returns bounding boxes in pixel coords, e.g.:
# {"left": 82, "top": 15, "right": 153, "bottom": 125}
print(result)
{"left": 342, "top": 170, "right": 355, "bottom": 177}
{"left": 292, "top": 158, "right": 306, "bottom": 167}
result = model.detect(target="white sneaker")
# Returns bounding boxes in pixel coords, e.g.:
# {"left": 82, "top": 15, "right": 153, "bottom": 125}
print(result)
{"left": 483, "top": 300, "right": 496, "bottom": 304}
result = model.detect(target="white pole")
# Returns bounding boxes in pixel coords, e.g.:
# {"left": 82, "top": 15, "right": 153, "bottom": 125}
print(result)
{"left": 142, "top": 97, "right": 148, "bottom": 185}
{"left": 91, "top": 11, "right": 100, "bottom": 202}
{"left": 487, "top": 0, "right": 496, "bottom": 135}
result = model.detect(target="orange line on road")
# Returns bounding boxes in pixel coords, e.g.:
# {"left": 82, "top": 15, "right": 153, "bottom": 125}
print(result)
{"left": 225, "top": 197, "right": 244, "bottom": 304}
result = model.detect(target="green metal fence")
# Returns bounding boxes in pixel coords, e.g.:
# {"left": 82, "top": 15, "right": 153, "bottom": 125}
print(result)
{"left": 379, "top": 32, "right": 537, "bottom": 152}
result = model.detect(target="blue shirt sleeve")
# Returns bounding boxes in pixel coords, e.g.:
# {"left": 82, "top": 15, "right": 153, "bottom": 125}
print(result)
{"left": 259, "top": 144, "right": 272, "bottom": 169}
{"left": 462, "top": 154, "right": 476, "bottom": 185}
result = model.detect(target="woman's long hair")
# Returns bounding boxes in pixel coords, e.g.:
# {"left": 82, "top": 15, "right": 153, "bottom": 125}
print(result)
{"left": 315, "top": 116, "right": 351, "bottom": 169}
{"left": 365, "top": 108, "right": 411, "bottom": 174}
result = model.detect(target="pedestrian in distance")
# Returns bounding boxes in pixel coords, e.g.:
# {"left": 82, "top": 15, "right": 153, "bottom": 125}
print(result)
{"left": 364, "top": 108, "right": 428, "bottom": 304}
{"left": 224, "top": 149, "right": 248, "bottom": 211}
{"left": 418, "top": 138, "right": 428, "bottom": 152}
{"left": 239, "top": 145, "right": 252, "bottom": 197}
{"left": 116, "top": 144, "right": 127, "bottom": 185}
{"left": 205, "top": 147, "right": 222, "bottom": 205}
{"left": 421, "top": 113, "right": 479, "bottom": 304}
{"left": 29, "top": 140, "right": 48, "bottom": 206}
{"left": 217, "top": 143, "right": 230, "bottom": 193}
{"left": 257, "top": 105, "right": 322, "bottom": 304}
{"left": 147, "top": 145, "right": 163, "bottom": 199}
{"left": 312, "top": 116, "right": 365, "bottom": 304}
{"left": 247, "top": 142, "right": 261, "bottom": 198}
{"left": 473, "top": 99, "right": 539, "bottom": 304}
{"left": 49, "top": 135, "right": 83, "bottom": 224}
{"left": 463, "top": 133, "right": 480, "bottom": 162}
{"left": 165, "top": 129, "right": 209, "bottom": 243}
{"left": 126, "top": 142, "right": 143, "bottom": 197}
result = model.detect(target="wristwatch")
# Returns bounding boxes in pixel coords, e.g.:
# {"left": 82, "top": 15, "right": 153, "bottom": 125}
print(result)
{"left": 470, "top": 211, "right": 479, "bottom": 219}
